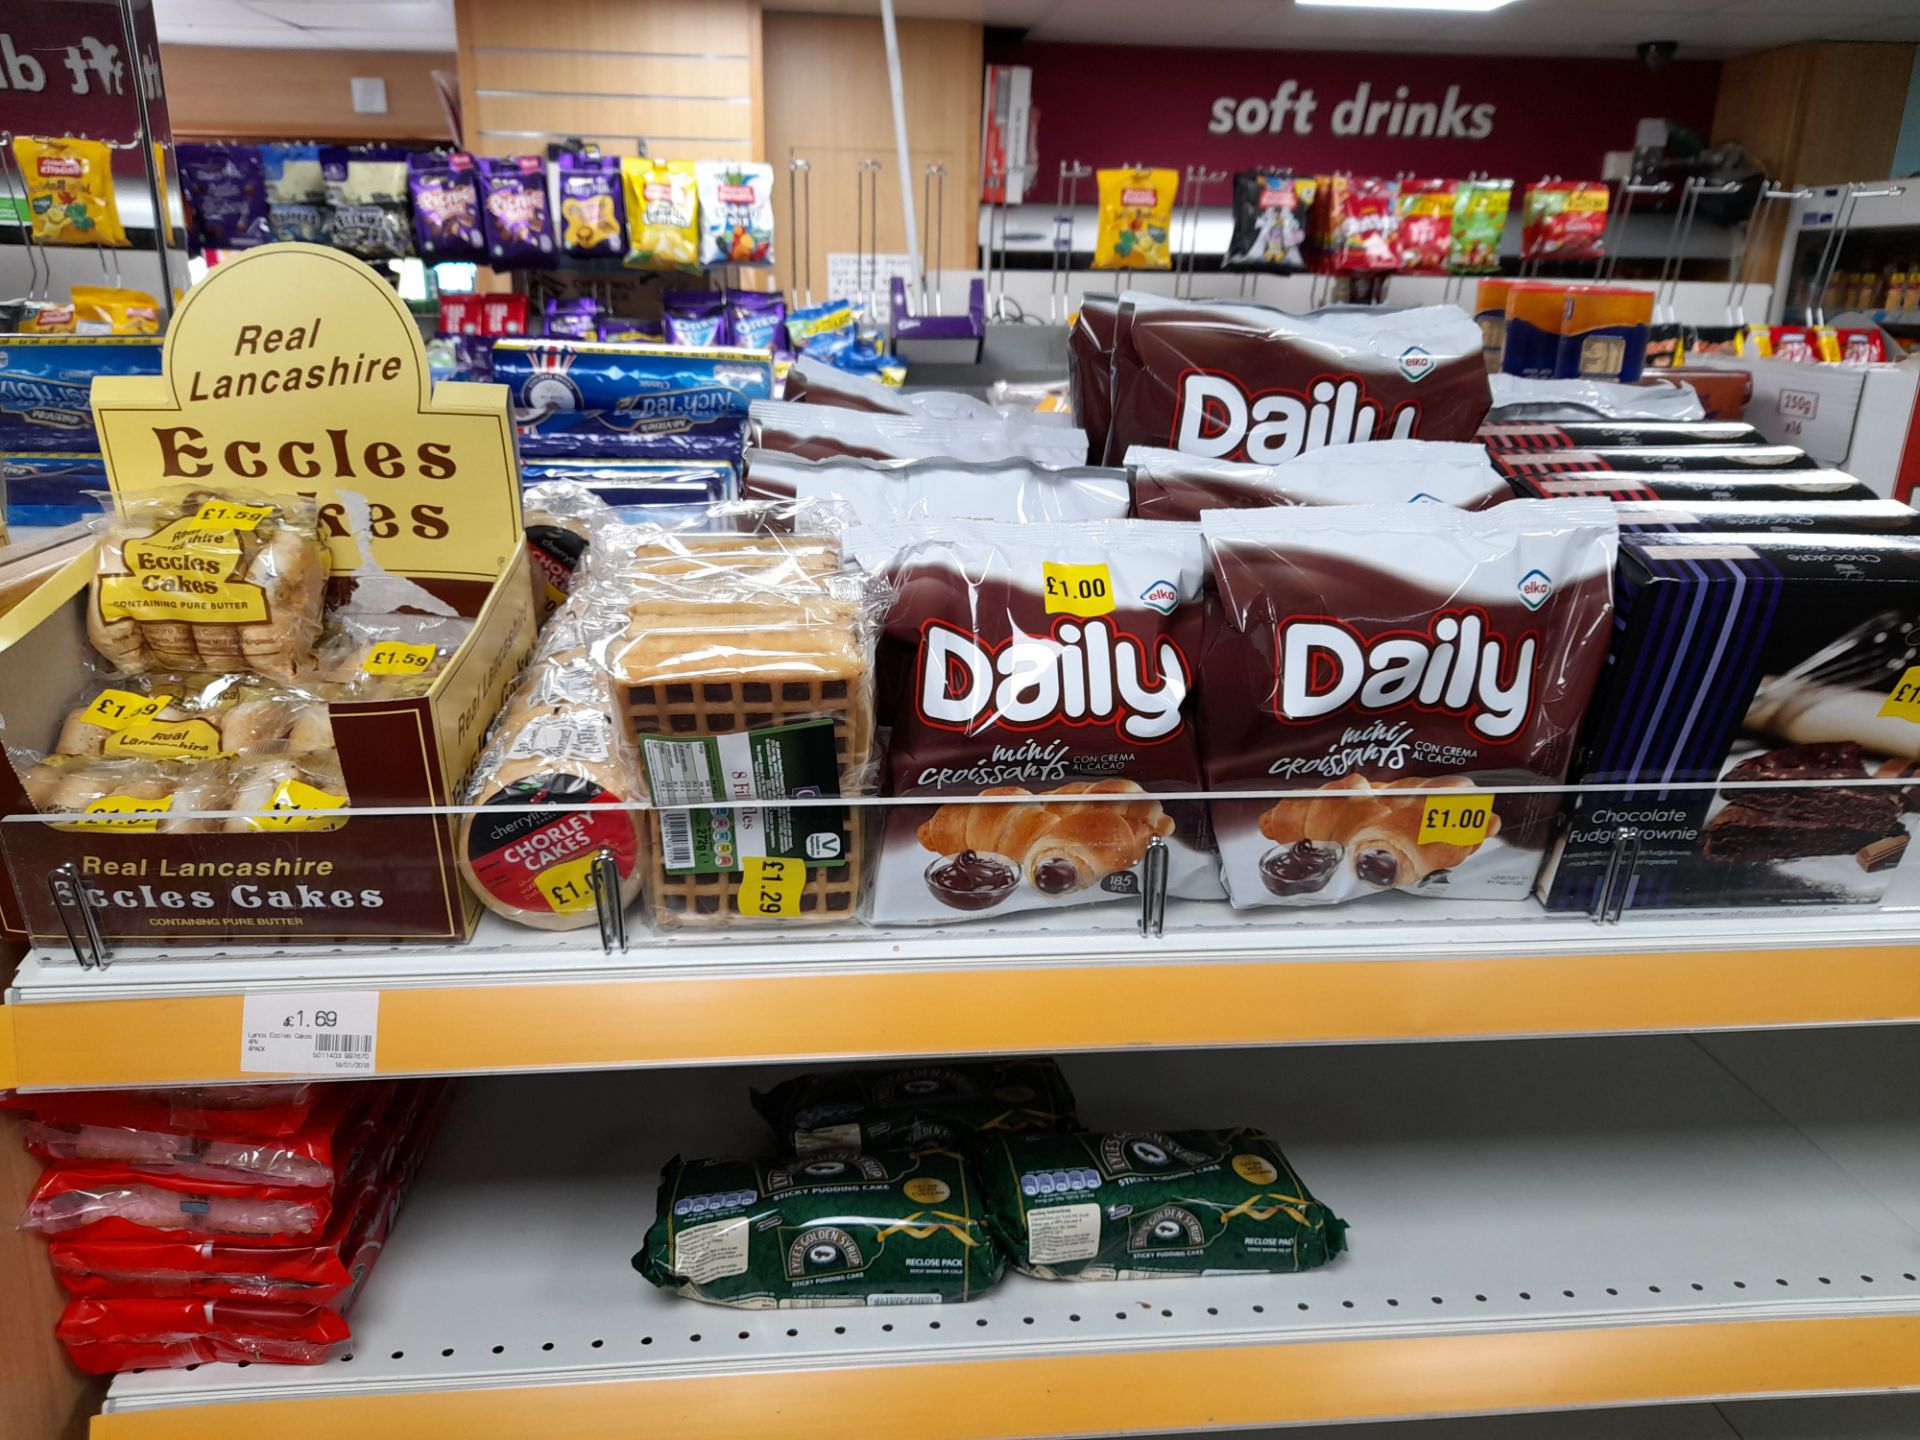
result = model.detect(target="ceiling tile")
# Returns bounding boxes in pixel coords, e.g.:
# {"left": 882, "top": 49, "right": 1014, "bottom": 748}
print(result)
{"left": 248, "top": 1, "right": 451, "bottom": 28}
{"left": 155, "top": 21, "right": 316, "bottom": 45}
{"left": 153, "top": 0, "right": 287, "bottom": 28}
{"left": 301, "top": 25, "right": 456, "bottom": 48}
{"left": 1027, "top": 0, "right": 1285, "bottom": 46}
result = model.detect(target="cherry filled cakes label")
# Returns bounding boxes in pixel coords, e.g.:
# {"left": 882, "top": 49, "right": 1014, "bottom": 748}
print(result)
{"left": 848, "top": 519, "right": 1222, "bottom": 923}
{"left": 1198, "top": 501, "right": 1617, "bottom": 907}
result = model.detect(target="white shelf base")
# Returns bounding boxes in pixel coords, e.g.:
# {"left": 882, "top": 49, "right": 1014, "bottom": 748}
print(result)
{"left": 103, "top": 1029, "right": 1920, "bottom": 1422}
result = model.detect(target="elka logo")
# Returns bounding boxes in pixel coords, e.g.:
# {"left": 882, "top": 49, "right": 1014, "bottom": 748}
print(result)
{"left": 917, "top": 617, "right": 1190, "bottom": 743}
{"left": 1275, "top": 609, "right": 1538, "bottom": 742}
{"left": 1173, "top": 370, "right": 1422, "bottom": 463}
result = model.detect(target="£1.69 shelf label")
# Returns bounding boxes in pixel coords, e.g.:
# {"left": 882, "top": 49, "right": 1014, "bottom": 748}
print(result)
{"left": 241, "top": 990, "right": 380, "bottom": 1075}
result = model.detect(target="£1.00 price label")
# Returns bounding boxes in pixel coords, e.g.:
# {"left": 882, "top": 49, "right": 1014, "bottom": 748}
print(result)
{"left": 241, "top": 991, "right": 379, "bottom": 1075}
{"left": 1042, "top": 562, "right": 1114, "bottom": 618}
{"left": 1418, "top": 794, "right": 1493, "bottom": 847}
{"left": 536, "top": 853, "right": 600, "bottom": 915}
{"left": 741, "top": 854, "right": 804, "bottom": 918}
{"left": 1880, "top": 666, "right": 1920, "bottom": 722}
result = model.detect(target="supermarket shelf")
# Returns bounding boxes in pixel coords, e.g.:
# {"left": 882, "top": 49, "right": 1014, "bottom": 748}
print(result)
{"left": 1134, "top": 1401, "right": 1920, "bottom": 1440}
{"left": 12, "top": 894, "right": 1920, "bottom": 1088}
{"left": 94, "top": 1033, "right": 1920, "bottom": 1438}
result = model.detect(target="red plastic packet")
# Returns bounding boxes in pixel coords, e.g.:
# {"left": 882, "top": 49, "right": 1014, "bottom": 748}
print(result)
{"left": 1521, "top": 180, "right": 1609, "bottom": 263}
{"left": 56, "top": 1298, "right": 349, "bottom": 1374}
{"left": 1837, "top": 328, "right": 1887, "bottom": 364}
{"left": 1393, "top": 179, "right": 1456, "bottom": 274}
{"left": 23, "top": 1164, "right": 334, "bottom": 1245}
{"left": 1316, "top": 176, "right": 1399, "bottom": 272}
{"left": 5, "top": 1083, "right": 322, "bottom": 1140}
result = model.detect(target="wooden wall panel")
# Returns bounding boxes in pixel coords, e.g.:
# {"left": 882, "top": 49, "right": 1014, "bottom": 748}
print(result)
{"left": 468, "top": 52, "right": 752, "bottom": 100}
{"left": 762, "top": 12, "right": 982, "bottom": 299}
{"left": 160, "top": 46, "right": 455, "bottom": 143}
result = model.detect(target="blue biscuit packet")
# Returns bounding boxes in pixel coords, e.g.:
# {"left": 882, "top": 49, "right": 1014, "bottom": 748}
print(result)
{"left": 514, "top": 412, "right": 745, "bottom": 466}
{"left": 491, "top": 339, "right": 772, "bottom": 423}
{"left": 0, "top": 336, "right": 163, "bottom": 451}
{"left": 2, "top": 452, "right": 110, "bottom": 528}
{"left": 520, "top": 458, "right": 733, "bottom": 508}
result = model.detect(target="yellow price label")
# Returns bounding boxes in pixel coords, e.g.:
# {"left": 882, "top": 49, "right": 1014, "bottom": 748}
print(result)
{"left": 536, "top": 853, "right": 600, "bottom": 915}
{"left": 83, "top": 688, "right": 172, "bottom": 732}
{"left": 1880, "top": 666, "right": 1920, "bottom": 721}
{"left": 186, "top": 500, "right": 276, "bottom": 531}
{"left": 248, "top": 780, "right": 349, "bottom": 832}
{"left": 1042, "top": 561, "right": 1114, "bottom": 618}
{"left": 105, "top": 717, "right": 226, "bottom": 759}
{"left": 360, "top": 642, "right": 437, "bottom": 677}
{"left": 1566, "top": 190, "right": 1608, "bottom": 213}
{"left": 1418, "top": 793, "right": 1493, "bottom": 847}
{"left": 81, "top": 794, "right": 172, "bottom": 832}
{"left": 740, "top": 854, "right": 804, "bottom": 918}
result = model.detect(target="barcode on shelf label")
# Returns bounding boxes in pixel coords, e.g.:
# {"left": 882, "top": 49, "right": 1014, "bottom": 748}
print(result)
{"left": 241, "top": 991, "right": 380, "bottom": 1075}
{"left": 660, "top": 809, "right": 695, "bottom": 870}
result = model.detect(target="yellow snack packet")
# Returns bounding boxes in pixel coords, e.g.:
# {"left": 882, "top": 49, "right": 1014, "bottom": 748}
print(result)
{"left": 71, "top": 286, "right": 162, "bottom": 335}
{"left": 1093, "top": 167, "right": 1177, "bottom": 271}
{"left": 621, "top": 158, "right": 702, "bottom": 273}
{"left": 19, "top": 304, "right": 76, "bottom": 335}
{"left": 13, "top": 136, "right": 129, "bottom": 247}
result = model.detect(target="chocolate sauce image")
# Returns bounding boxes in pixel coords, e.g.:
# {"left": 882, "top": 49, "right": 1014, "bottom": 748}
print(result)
{"left": 925, "top": 850, "right": 1019, "bottom": 911}
{"left": 1259, "top": 840, "right": 1341, "bottom": 896}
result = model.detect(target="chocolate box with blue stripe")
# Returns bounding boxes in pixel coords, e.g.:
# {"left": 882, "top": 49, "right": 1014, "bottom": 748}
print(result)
{"left": 1539, "top": 530, "right": 1920, "bottom": 912}
{"left": 0, "top": 336, "right": 163, "bottom": 452}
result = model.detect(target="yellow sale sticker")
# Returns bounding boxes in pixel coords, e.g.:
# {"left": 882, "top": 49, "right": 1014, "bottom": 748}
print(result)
{"left": 360, "top": 642, "right": 437, "bottom": 677}
{"left": 1879, "top": 666, "right": 1920, "bottom": 722}
{"left": 105, "top": 717, "right": 227, "bottom": 759}
{"left": 248, "top": 780, "right": 349, "bottom": 832}
{"left": 1419, "top": 793, "right": 1493, "bottom": 847}
{"left": 536, "top": 853, "right": 600, "bottom": 915}
{"left": 81, "top": 794, "right": 173, "bottom": 831}
{"left": 83, "top": 688, "right": 172, "bottom": 731}
{"left": 740, "top": 854, "right": 803, "bottom": 918}
{"left": 1042, "top": 562, "right": 1114, "bottom": 618}
{"left": 186, "top": 499, "right": 276, "bottom": 531}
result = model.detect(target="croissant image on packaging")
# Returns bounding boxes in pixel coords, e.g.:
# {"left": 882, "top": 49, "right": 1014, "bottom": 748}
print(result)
{"left": 915, "top": 781, "right": 1175, "bottom": 910}
{"left": 86, "top": 489, "right": 329, "bottom": 683}
{"left": 1256, "top": 774, "right": 1500, "bottom": 895}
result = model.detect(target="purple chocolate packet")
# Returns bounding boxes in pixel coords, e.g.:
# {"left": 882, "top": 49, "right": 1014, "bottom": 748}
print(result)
{"left": 597, "top": 316, "right": 664, "bottom": 342}
{"left": 556, "top": 153, "right": 624, "bottom": 259}
{"left": 663, "top": 290, "right": 730, "bottom": 347}
{"left": 726, "top": 292, "right": 787, "bottom": 353}
{"left": 480, "top": 156, "right": 557, "bottom": 270}
{"left": 545, "top": 296, "right": 602, "bottom": 339}
{"left": 408, "top": 151, "right": 484, "bottom": 263}
{"left": 175, "top": 143, "right": 271, "bottom": 253}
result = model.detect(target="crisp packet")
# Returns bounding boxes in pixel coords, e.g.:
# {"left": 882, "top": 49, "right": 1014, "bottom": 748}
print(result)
{"left": 727, "top": 292, "right": 787, "bottom": 352}
{"left": 407, "top": 151, "right": 484, "bottom": 263}
{"left": 13, "top": 137, "right": 129, "bottom": 247}
{"left": 785, "top": 299, "right": 857, "bottom": 354}
{"left": 557, "top": 152, "right": 624, "bottom": 259}
{"left": 1393, "top": 178, "right": 1456, "bottom": 274}
{"left": 695, "top": 161, "right": 775, "bottom": 266}
{"left": 1223, "top": 171, "right": 1314, "bottom": 271}
{"left": 329, "top": 150, "right": 413, "bottom": 260}
{"left": 1094, "top": 167, "right": 1176, "bottom": 270}
{"left": 175, "top": 144, "right": 270, "bottom": 253}
{"left": 1523, "top": 180, "right": 1610, "bottom": 263}
{"left": 71, "top": 287, "right": 161, "bottom": 336}
{"left": 1318, "top": 175, "right": 1398, "bottom": 271}
{"left": 621, "top": 158, "right": 702, "bottom": 273}
{"left": 1450, "top": 178, "right": 1512, "bottom": 274}
{"left": 263, "top": 144, "right": 324, "bottom": 204}
{"left": 662, "top": 290, "right": 729, "bottom": 347}
{"left": 480, "top": 156, "right": 557, "bottom": 269}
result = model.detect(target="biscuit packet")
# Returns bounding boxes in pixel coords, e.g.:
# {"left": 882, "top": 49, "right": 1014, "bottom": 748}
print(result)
{"left": 86, "top": 490, "right": 331, "bottom": 683}
{"left": 621, "top": 158, "right": 702, "bottom": 273}
{"left": 13, "top": 137, "right": 129, "bottom": 247}
{"left": 1093, "top": 167, "right": 1176, "bottom": 270}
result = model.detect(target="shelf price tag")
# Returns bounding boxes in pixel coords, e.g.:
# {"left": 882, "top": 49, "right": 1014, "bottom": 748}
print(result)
{"left": 1042, "top": 562, "right": 1114, "bottom": 618}
{"left": 741, "top": 854, "right": 804, "bottom": 918}
{"left": 241, "top": 990, "right": 379, "bottom": 1075}
{"left": 1419, "top": 794, "right": 1492, "bottom": 846}
{"left": 536, "top": 853, "right": 600, "bottom": 915}
{"left": 1879, "top": 666, "right": 1920, "bottom": 722}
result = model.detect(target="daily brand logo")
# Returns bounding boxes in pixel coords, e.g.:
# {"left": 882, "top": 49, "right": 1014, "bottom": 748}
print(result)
{"left": 1398, "top": 345, "right": 1435, "bottom": 382}
{"left": 1121, "top": 187, "right": 1159, "bottom": 206}
{"left": 1139, "top": 579, "right": 1179, "bottom": 615}
{"left": 1517, "top": 569, "right": 1552, "bottom": 610}
{"left": 1173, "top": 368, "right": 1422, "bottom": 464}
{"left": 916, "top": 616, "right": 1190, "bottom": 743}
{"left": 1275, "top": 609, "right": 1539, "bottom": 743}
{"left": 38, "top": 156, "right": 84, "bottom": 177}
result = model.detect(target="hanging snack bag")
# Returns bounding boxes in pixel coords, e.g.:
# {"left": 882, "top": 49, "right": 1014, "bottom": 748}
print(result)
{"left": 621, "top": 158, "right": 702, "bottom": 273}
{"left": 1093, "top": 167, "right": 1177, "bottom": 271}
{"left": 263, "top": 143, "right": 327, "bottom": 243}
{"left": 407, "top": 151, "right": 484, "bottom": 263}
{"left": 479, "top": 156, "right": 558, "bottom": 269}
{"left": 1223, "top": 171, "right": 1314, "bottom": 272}
{"left": 1319, "top": 175, "right": 1399, "bottom": 271}
{"left": 695, "top": 161, "right": 775, "bottom": 266}
{"left": 175, "top": 143, "right": 271, "bottom": 253}
{"left": 728, "top": 292, "right": 788, "bottom": 352}
{"left": 1393, "top": 178, "right": 1457, "bottom": 274}
{"left": 662, "top": 290, "right": 731, "bottom": 347}
{"left": 556, "top": 152, "right": 624, "bottom": 260}
{"left": 71, "top": 287, "right": 162, "bottom": 335}
{"left": 13, "top": 137, "right": 129, "bottom": 247}
{"left": 1451, "top": 178, "right": 1512, "bottom": 274}
{"left": 1522, "top": 180, "right": 1610, "bottom": 263}
{"left": 329, "top": 149, "right": 413, "bottom": 260}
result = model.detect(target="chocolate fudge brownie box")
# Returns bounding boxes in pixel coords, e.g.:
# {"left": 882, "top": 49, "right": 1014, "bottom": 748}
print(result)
{"left": 1493, "top": 445, "right": 1814, "bottom": 476}
{"left": 1538, "top": 531, "right": 1920, "bottom": 912}
{"left": 1509, "top": 473, "right": 1878, "bottom": 503}
{"left": 1479, "top": 421, "right": 1763, "bottom": 451}
{"left": 1611, "top": 499, "right": 1920, "bottom": 537}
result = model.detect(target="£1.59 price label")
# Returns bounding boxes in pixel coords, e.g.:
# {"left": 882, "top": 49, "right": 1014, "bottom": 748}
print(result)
{"left": 740, "top": 854, "right": 804, "bottom": 918}
{"left": 1418, "top": 794, "right": 1493, "bottom": 847}
{"left": 241, "top": 991, "right": 379, "bottom": 1075}
{"left": 361, "top": 642, "right": 437, "bottom": 676}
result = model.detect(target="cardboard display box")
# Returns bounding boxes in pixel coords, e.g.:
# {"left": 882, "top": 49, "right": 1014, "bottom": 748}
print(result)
{"left": 0, "top": 245, "right": 537, "bottom": 946}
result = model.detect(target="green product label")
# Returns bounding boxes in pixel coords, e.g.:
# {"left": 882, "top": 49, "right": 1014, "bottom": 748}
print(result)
{"left": 642, "top": 719, "right": 849, "bottom": 875}
{"left": 635, "top": 1149, "right": 1004, "bottom": 1309}
{"left": 976, "top": 1128, "right": 1347, "bottom": 1282}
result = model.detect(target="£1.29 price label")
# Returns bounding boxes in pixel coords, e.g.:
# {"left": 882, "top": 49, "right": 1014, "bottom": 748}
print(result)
{"left": 241, "top": 991, "right": 379, "bottom": 1075}
{"left": 740, "top": 854, "right": 804, "bottom": 918}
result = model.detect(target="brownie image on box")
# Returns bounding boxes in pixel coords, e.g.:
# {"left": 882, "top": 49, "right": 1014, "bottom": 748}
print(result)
{"left": 1704, "top": 743, "right": 1906, "bottom": 863}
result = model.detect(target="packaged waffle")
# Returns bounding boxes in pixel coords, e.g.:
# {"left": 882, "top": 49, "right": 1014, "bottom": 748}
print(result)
{"left": 742, "top": 449, "right": 1129, "bottom": 527}
{"left": 622, "top": 157, "right": 702, "bottom": 273}
{"left": 56, "top": 1298, "right": 351, "bottom": 1373}
{"left": 87, "top": 489, "right": 330, "bottom": 682}
{"left": 12, "top": 136, "right": 129, "bottom": 247}
{"left": 635, "top": 1148, "right": 1003, "bottom": 1307}
{"left": 1223, "top": 171, "right": 1314, "bottom": 272}
{"left": 309, "top": 612, "right": 474, "bottom": 699}
{"left": 974, "top": 1129, "right": 1346, "bottom": 1281}
{"left": 1068, "top": 295, "right": 1120, "bottom": 464}
{"left": 1201, "top": 501, "right": 1617, "bottom": 907}
{"left": 23, "top": 1165, "right": 334, "bottom": 1245}
{"left": 748, "top": 399, "right": 1088, "bottom": 466}
{"left": 848, "top": 519, "right": 1218, "bottom": 923}
{"left": 752, "top": 1059, "right": 1079, "bottom": 1155}
{"left": 1125, "top": 440, "right": 1510, "bottom": 521}
{"left": 1093, "top": 167, "right": 1177, "bottom": 271}
{"left": 695, "top": 161, "right": 775, "bottom": 266}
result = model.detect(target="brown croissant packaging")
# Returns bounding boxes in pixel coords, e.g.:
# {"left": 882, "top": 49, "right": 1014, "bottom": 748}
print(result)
{"left": 846, "top": 519, "right": 1219, "bottom": 923}
{"left": 1198, "top": 501, "right": 1617, "bottom": 907}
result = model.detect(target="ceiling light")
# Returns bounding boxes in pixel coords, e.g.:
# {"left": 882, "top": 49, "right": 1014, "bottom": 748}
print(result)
{"left": 1297, "top": 0, "right": 1524, "bottom": 11}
